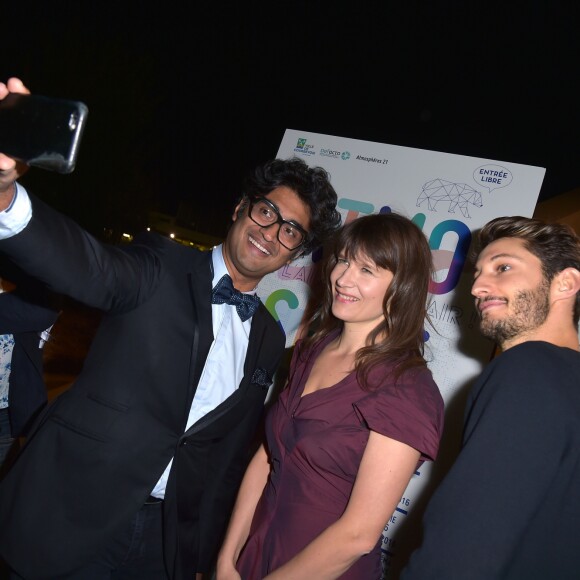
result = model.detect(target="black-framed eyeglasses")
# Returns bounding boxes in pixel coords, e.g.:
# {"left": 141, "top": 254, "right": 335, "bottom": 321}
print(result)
{"left": 248, "top": 197, "right": 309, "bottom": 251}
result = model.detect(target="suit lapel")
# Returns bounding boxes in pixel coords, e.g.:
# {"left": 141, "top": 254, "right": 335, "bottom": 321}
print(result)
{"left": 186, "top": 252, "right": 214, "bottom": 403}
{"left": 241, "top": 304, "right": 273, "bottom": 390}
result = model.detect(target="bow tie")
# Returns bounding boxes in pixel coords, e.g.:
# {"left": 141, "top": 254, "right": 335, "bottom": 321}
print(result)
{"left": 211, "top": 274, "right": 261, "bottom": 322}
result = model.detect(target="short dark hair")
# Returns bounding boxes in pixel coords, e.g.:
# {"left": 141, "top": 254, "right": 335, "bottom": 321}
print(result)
{"left": 473, "top": 216, "right": 580, "bottom": 326}
{"left": 242, "top": 157, "right": 342, "bottom": 255}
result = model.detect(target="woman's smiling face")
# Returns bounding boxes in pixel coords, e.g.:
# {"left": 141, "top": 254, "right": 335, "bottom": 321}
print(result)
{"left": 330, "top": 251, "right": 394, "bottom": 331}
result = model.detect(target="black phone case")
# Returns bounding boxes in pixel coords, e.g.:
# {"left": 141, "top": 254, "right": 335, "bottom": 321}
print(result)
{"left": 0, "top": 92, "right": 88, "bottom": 174}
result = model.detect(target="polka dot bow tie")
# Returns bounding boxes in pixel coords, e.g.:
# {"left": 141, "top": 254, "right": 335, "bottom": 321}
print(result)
{"left": 211, "top": 274, "right": 261, "bottom": 322}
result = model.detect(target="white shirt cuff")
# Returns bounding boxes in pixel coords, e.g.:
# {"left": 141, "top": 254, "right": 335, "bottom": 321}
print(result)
{"left": 0, "top": 182, "right": 32, "bottom": 239}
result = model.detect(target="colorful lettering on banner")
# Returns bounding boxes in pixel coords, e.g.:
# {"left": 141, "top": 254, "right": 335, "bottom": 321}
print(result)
{"left": 337, "top": 198, "right": 375, "bottom": 224}
{"left": 264, "top": 198, "right": 474, "bottom": 336}
{"left": 264, "top": 289, "right": 299, "bottom": 333}
{"left": 423, "top": 218, "right": 472, "bottom": 295}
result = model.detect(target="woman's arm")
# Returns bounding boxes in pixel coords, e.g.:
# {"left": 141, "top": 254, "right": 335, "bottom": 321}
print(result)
{"left": 265, "top": 431, "right": 420, "bottom": 580}
{"left": 217, "top": 443, "right": 271, "bottom": 579}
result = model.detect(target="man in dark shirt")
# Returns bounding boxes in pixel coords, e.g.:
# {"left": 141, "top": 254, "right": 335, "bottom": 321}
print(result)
{"left": 403, "top": 216, "right": 580, "bottom": 579}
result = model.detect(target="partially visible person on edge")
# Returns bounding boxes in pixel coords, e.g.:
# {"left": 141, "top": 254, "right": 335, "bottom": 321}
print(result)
{"left": 0, "top": 266, "right": 60, "bottom": 474}
{"left": 217, "top": 212, "right": 445, "bottom": 579}
{"left": 0, "top": 78, "right": 341, "bottom": 580}
{"left": 402, "top": 216, "right": 580, "bottom": 580}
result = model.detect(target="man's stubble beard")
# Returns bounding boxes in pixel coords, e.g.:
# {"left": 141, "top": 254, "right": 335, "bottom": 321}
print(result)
{"left": 479, "top": 279, "right": 551, "bottom": 347}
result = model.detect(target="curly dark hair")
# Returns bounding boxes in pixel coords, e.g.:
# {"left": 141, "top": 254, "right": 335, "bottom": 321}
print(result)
{"left": 242, "top": 157, "right": 342, "bottom": 255}
{"left": 302, "top": 212, "right": 434, "bottom": 388}
{"left": 471, "top": 216, "right": 580, "bottom": 326}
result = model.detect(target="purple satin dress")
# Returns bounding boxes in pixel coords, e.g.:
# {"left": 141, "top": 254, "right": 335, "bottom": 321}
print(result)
{"left": 236, "top": 333, "right": 444, "bottom": 579}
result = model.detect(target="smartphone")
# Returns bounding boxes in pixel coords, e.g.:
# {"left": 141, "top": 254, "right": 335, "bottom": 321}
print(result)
{"left": 0, "top": 92, "right": 89, "bottom": 174}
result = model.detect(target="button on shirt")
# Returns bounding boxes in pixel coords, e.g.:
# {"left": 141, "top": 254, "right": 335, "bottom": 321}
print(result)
{"left": 149, "top": 244, "right": 255, "bottom": 498}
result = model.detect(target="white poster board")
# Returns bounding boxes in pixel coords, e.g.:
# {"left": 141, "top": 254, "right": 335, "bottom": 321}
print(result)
{"left": 256, "top": 129, "right": 545, "bottom": 577}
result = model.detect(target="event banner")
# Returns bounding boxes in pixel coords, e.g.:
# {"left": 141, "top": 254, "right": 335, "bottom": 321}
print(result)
{"left": 256, "top": 129, "right": 545, "bottom": 577}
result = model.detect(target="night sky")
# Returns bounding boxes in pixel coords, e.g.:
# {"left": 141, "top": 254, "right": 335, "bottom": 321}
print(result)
{"left": 3, "top": 2, "right": 578, "bottom": 239}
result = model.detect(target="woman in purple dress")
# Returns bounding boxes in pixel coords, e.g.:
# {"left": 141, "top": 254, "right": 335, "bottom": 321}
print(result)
{"left": 217, "top": 213, "right": 445, "bottom": 579}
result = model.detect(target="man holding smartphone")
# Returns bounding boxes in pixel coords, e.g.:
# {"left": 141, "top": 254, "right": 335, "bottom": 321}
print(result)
{"left": 0, "top": 78, "right": 341, "bottom": 580}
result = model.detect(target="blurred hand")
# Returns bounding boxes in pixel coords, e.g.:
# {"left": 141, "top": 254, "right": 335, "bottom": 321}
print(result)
{"left": 0, "top": 77, "right": 32, "bottom": 199}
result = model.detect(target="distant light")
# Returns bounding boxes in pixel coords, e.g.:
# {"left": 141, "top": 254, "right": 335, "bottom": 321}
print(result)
{"left": 146, "top": 227, "right": 151, "bottom": 231}
{"left": 170, "top": 233, "right": 175, "bottom": 239}
{"left": 122, "top": 233, "right": 132, "bottom": 239}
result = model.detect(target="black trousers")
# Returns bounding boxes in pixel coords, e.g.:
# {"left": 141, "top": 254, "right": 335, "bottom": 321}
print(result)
{"left": 9, "top": 499, "right": 169, "bottom": 580}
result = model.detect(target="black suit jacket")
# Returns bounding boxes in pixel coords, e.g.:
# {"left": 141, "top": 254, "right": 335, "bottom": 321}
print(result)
{"left": 0, "top": 195, "right": 286, "bottom": 579}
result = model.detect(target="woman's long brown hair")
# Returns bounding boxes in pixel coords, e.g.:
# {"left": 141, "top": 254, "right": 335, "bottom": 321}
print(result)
{"left": 300, "top": 212, "right": 434, "bottom": 390}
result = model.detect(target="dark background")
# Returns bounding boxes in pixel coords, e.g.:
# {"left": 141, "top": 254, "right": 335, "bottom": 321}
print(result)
{"left": 3, "top": 2, "right": 578, "bottom": 239}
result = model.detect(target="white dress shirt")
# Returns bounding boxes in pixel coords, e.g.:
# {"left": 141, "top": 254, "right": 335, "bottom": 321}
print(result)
{"left": 150, "top": 245, "right": 253, "bottom": 498}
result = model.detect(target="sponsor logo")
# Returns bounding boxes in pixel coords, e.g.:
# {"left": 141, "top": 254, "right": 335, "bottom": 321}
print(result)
{"left": 356, "top": 155, "right": 389, "bottom": 165}
{"left": 320, "top": 148, "right": 341, "bottom": 158}
{"left": 294, "top": 138, "right": 315, "bottom": 156}
{"left": 319, "top": 148, "right": 351, "bottom": 160}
